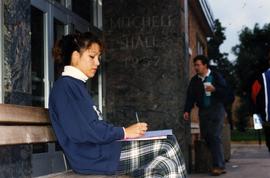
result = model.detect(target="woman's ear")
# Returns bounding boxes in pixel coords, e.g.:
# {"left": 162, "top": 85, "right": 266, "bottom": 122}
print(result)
{"left": 71, "top": 51, "right": 80, "bottom": 66}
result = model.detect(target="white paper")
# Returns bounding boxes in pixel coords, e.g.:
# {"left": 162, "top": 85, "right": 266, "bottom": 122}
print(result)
{"left": 121, "top": 129, "right": 173, "bottom": 141}
{"left": 253, "top": 114, "right": 263, "bottom": 130}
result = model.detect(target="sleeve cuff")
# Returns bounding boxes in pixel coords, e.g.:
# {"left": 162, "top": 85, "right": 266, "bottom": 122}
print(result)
{"left": 122, "top": 127, "right": 127, "bottom": 139}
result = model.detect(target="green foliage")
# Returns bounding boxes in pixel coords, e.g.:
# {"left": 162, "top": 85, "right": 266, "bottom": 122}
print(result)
{"left": 233, "top": 23, "right": 270, "bottom": 97}
{"left": 235, "top": 97, "right": 250, "bottom": 132}
{"left": 232, "top": 23, "right": 270, "bottom": 131}
{"left": 208, "top": 20, "right": 226, "bottom": 59}
{"left": 207, "top": 19, "right": 236, "bottom": 129}
{"left": 231, "top": 129, "right": 265, "bottom": 141}
{"left": 207, "top": 19, "right": 236, "bottom": 90}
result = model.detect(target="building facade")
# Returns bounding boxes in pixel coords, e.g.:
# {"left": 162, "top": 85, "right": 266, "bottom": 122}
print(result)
{"left": 0, "top": 0, "right": 214, "bottom": 176}
{"left": 188, "top": 0, "right": 214, "bottom": 77}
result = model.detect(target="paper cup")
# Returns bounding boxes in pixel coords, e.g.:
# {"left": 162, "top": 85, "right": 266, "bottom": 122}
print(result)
{"left": 203, "top": 82, "right": 211, "bottom": 96}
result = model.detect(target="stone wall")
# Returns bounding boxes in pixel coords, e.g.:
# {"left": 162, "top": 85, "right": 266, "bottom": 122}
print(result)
{"left": 103, "top": 0, "right": 190, "bottom": 168}
{"left": 0, "top": 0, "right": 32, "bottom": 177}
{"left": 3, "top": 0, "right": 32, "bottom": 105}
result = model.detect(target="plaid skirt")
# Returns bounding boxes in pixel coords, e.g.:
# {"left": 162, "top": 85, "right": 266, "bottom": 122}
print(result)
{"left": 117, "top": 135, "right": 187, "bottom": 178}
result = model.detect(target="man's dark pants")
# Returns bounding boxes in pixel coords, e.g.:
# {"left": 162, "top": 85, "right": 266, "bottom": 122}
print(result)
{"left": 199, "top": 103, "right": 226, "bottom": 169}
{"left": 263, "top": 123, "right": 270, "bottom": 152}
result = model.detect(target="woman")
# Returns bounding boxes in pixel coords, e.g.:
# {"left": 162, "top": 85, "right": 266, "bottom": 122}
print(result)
{"left": 49, "top": 32, "right": 187, "bottom": 177}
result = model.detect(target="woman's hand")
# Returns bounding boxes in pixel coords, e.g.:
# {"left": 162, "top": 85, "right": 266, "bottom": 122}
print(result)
{"left": 124, "top": 122, "right": 148, "bottom": 138}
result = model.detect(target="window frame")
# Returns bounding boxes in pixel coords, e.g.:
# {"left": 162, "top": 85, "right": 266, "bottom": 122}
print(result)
{"left": 31, "top": 0, "right": 98, "bottom": 108}
{"left": 196, "top": 35, "right": 205, "bottom": 55}
{"left": 0, "top": 0, "right": 3, "bottom": 103}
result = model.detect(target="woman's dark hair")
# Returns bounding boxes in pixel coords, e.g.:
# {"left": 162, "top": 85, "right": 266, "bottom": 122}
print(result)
{"left": 193, "top": 55, "right": 209, "bottom": 67}
{"left": 53, "top": 32, "right": 103, "bottom": 76}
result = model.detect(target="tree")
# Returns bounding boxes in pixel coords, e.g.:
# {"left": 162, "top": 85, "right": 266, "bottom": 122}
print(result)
{"left": 233, "top": 23, "right": 270, "bottom": 96}
{"left": 208, "top": 19, "right": 226, "bottom": 60}
{"left": 207, "top": 19, "right": 236, "bottom": 129}
{"left": 232, "top": 23, "right": 270, "bottom": 131}
{"left": 208, "top": 19, "right": 236, "bottom": 88}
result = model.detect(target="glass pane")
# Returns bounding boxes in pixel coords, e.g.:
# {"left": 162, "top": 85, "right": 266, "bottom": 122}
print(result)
{"left": 31, "top": 6, "right": 44, "bottom": 107}
{"left": 72, "top": 0, "right": 93, "bottom": 23}
{"left": 87, "top": 72, "right": 99, "bottom": 106}
{"left": 54, "top": 19, "right": 65, "bottom": 80}
{"left": 54, "top": 0, "right": 65, "bottom": 6}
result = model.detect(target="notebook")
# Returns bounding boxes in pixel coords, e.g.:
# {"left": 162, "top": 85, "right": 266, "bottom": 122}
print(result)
{"left": 121, "top": 129, "right": 173, "bottom": 141}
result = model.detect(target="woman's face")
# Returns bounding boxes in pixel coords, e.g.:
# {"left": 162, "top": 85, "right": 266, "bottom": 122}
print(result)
{"left": 72, "top": 42, "right": 101, "bottom": 78}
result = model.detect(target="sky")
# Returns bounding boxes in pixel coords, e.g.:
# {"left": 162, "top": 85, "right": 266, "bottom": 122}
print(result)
{"left": 207, "top": 0, "right": 270, "bottom": 62}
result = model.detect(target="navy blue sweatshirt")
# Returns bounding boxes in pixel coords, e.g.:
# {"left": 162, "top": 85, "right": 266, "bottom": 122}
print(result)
{"left": 49, "top": 76, "right": 124, "bottom": 175}
{"left": 184, "top": 70, "right": 227, "bottom": 113}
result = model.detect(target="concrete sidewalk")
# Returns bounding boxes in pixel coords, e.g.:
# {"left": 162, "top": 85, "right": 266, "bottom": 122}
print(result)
{"left": 189, "top": 143, "right": 270, "bottom": 178}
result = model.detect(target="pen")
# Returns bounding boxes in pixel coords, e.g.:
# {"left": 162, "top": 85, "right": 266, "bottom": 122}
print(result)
{"left": 135, "top": 112, "right": 140, "bottom": 123}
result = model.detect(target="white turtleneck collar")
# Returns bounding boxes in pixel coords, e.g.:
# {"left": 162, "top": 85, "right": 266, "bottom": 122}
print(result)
{"left": 62, "top": 66, "right": 88, "bottom": 83}
{"left": 198, "top": 69, "right": 211, "bottom": 81}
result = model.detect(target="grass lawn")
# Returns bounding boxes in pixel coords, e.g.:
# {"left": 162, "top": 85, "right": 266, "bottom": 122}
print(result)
{"left": 231, "top": 129, "right": 265, "bottom": 141}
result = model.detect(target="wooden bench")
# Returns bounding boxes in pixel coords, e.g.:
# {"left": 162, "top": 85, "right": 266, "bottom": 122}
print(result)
{"left": 0, "top": 104, "right": 129, "bottom": 178}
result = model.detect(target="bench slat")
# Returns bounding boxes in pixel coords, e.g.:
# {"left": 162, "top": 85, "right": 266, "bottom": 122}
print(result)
{"left": 0, "top": 104, "right": 132, "bottom": 177}
{"left": 0, "top": 125, "right": 56, "bottom": 145}
{"left": 0, "top": 104, "right": 50, "bottom": 124}
{"left": 37, "top": 170, "right": 130, "bottom": 178}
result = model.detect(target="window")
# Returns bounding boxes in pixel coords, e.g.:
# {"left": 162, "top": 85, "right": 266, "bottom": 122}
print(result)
{"left": 31, "top": 0, "right": 97, "bottom": 108}
{"left": 54, "top": 0, "right": 65, "bottom": 5}
{"left": 0, "top": 0, "right": 3, "bottom": 103}
{"left": 196, "top": 38, "right": 205, "bottom": 55}
{"left": 53, "top": 19, "right": 66, "bottom": 80}
{"left": 72, "top": 0, "right": 93, "bottom": 23}
{"left": 93, "top": 0, "right": 103, "bottom": 29}
{"left": 31, "top": 6, "right": 44, "bottom": 107}
{"left": 87, "top": 70, "right": 99, "bottom": 105}
{"left": 52, "top": 0, "right": 95, "bottom": 25}
{"left": 30, "top": 0, "right": 103, "bottom": 108}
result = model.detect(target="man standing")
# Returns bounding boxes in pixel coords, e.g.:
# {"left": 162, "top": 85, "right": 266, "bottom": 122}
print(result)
{"left": 251, "top": 51, "right": 270, "bottom": 152}
{"left": 183, "top": 55, "right": 227, "bottom": 176}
